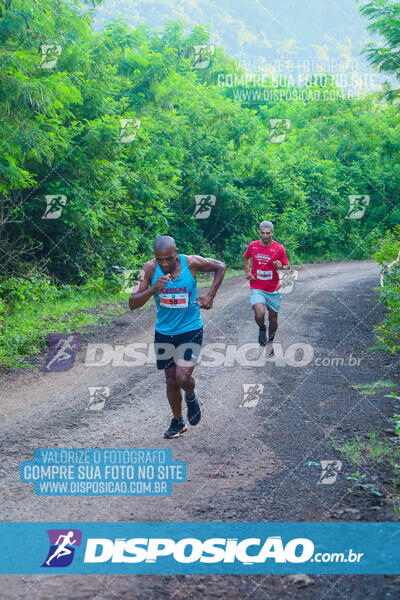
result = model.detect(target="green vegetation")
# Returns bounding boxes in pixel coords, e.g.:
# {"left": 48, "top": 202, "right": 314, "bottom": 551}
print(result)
{"left": 373, "top": 227, "right": 400, "bottom": 353}
{"left": 339, "top": 432, "right": 400, "bottom": 465}
{"left": 0, "top": 266, "right": 241, "bottom": 368}
{"left": 359, "top": 0, "right": 400, "bottom": 101}
{"left": 0, "top": 0, "right": 400, "bottom": 366}
{"left": 346, "top": 470, "right": 383, "bottom": 497}
{"left": 95, "top": 0, "right": 374, "bottom": 69}
{"left": 0, "top": 272, "right": 125, "bottom": 367}
{"left": 361, "top": 1, "right": 400, "bottom": 355}
{"left": 335, "top": 431, "right": 400, "bottom": 514}
{"left": 390, "top": 413, "right": 400, "bottom": 435}
{"left": 351, "top": 380, "right": 397, "bottom": 394}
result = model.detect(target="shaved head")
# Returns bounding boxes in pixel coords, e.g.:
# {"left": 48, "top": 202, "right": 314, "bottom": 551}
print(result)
{"left": 153, "top": 236, "right": 179, "bottom": 274}
{"left": 154, "top": 235, "right": 176, "bottom": 251}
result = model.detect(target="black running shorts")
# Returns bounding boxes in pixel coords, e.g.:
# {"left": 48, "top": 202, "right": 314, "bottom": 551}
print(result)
{"left": 154, "top": 327, "right": 203, "bottom": 370}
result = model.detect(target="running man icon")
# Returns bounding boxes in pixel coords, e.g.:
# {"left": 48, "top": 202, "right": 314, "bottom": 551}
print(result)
{"left": 42, "top": 529, "right": 82, "bottom": 568}
{"left": 46, "top": 532, "right": 76, "bottom": 566}
{"left": 43, "top": 333, "right": 82, "bottom": 372}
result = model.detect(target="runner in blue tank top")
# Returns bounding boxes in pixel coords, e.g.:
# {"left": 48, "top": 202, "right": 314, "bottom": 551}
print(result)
{"left": 129, "top": 236, "right": 226, "bottom": 438}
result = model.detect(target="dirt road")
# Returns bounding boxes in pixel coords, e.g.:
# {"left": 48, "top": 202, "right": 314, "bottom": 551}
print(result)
{"left": 1, "top": 261, "right": 399, "bottom": 599}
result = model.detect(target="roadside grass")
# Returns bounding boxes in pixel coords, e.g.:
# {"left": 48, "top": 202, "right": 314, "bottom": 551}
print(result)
{"left": 0, "top": 268, "right": 244, "bottom": 369}
{"left": 0, "top": 262, "right": 359, "bottom": 369}
{"left": 335, "top": 382, "right": 400, "bottom": 517}
{"left": 351, "top": 381, "right": 397, "bottom": 395}
{"left": 338, "top": 433, "right": 399, "bottom": 465}
{"left": 0, "top": 289, "right": 125, "bottom": 369}
{"left": 333, "top": 430, "right": 400, "bottom": 517}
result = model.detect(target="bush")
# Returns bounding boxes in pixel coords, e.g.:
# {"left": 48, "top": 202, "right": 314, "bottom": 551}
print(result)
{"left": 0, "top": 274, "right": 60, "bottom": 314}
{"left": 373, "top": 227, "right": 400, "bottom": 353}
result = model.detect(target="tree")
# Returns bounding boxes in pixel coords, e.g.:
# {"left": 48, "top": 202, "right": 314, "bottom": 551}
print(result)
{"left": 358, "top": 0, "right": 400, "bottom": 101}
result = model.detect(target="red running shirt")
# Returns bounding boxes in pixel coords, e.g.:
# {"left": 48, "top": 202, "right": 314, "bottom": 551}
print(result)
{"left": 244, "top": 240, "right": 289, "bottom": 292}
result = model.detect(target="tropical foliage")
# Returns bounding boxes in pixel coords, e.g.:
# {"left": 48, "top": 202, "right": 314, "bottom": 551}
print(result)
{"left": 0, "top": 0, "right": 399, "bottom": 364}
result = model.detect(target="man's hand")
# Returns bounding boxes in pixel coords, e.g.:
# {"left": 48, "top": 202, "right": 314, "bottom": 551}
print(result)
{"left": 273, "top": 260, "right": 282, "bottom": 270}
{"left": 246, "top": 272, "right": 255, "bottom": 280}
{"left": 152, "top": 274, "right": 171, "bottom": 292}
{"left": 188, "top": 255, "right": 226, "bottom": 308}
{"left": 195, "top": 294, "right": 213, "bottom": 309}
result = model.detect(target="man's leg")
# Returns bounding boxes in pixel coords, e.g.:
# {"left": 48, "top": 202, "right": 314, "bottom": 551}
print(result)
{"left": 163, "top": 366, "right": 188, "bottom": 438}
{"left": 175, "top": 362, "right": 202, "bottom": 425}
{"left": 164, "top": 366, "right": 183, "bottom": 418}
{"left": 253, "top": 302, "right": 266, "bottom": 329}
{"left": 175, "top": 363, "right": 196, "bottom": 400}
{"left": 253, "top": 302, "right": 267, "bottom": 346}
{"left": 267, "top": 309, "right": 278, "bottom": 342}
{"left": 173, "top": 329, "right": 203, "bottom": 426}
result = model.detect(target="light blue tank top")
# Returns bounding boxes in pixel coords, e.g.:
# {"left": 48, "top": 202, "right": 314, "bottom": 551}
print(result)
{"left": 151, "top": 254, "right": 203, "bottom": 335}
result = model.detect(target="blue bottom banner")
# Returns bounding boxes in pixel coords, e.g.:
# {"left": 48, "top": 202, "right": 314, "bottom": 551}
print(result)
{"left": 1, "top": 522, "right": 399, "bottom": 574}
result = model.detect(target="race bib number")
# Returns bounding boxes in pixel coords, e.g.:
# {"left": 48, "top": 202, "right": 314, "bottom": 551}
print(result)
{"left": 256, "top": 270, "right": 273, "bottom": 280}
{"left": 159, "top": 293, "right": 189, "bottom": 309}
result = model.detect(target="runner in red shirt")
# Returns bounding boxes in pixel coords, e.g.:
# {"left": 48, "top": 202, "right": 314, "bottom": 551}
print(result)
{"left": 243, "top": 221, "right": 290, "bottom": 353}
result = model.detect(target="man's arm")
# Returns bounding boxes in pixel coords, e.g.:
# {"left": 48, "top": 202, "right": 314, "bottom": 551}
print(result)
{"left": 243, "top": 256, "right": 255, "bottom": 280}
{"left": 273, "top": 246, "right": 290, "bottom": 271}
{"left": 187, "top": 255, "right": 226, "bottom": 310}
{"left": 128, "top": 262, "right": 171, "bottom": 310}
{"left": 273, "top": 260, "right": 290, "bottom": 270}
{"left": 243, "top": 244, "right": 255, "bottom": 280}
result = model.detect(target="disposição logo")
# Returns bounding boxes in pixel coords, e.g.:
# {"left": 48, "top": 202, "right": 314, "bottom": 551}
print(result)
{"left": 41, "top": 529, "right": 82, "bottom": 568}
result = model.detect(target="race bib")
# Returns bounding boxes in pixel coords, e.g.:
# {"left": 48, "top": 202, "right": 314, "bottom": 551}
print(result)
{"left": 159, "top": 293, "right": 189, "bottom": 309}
{"left": 256, "top": 270, "right": 273, "bottom": 280}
